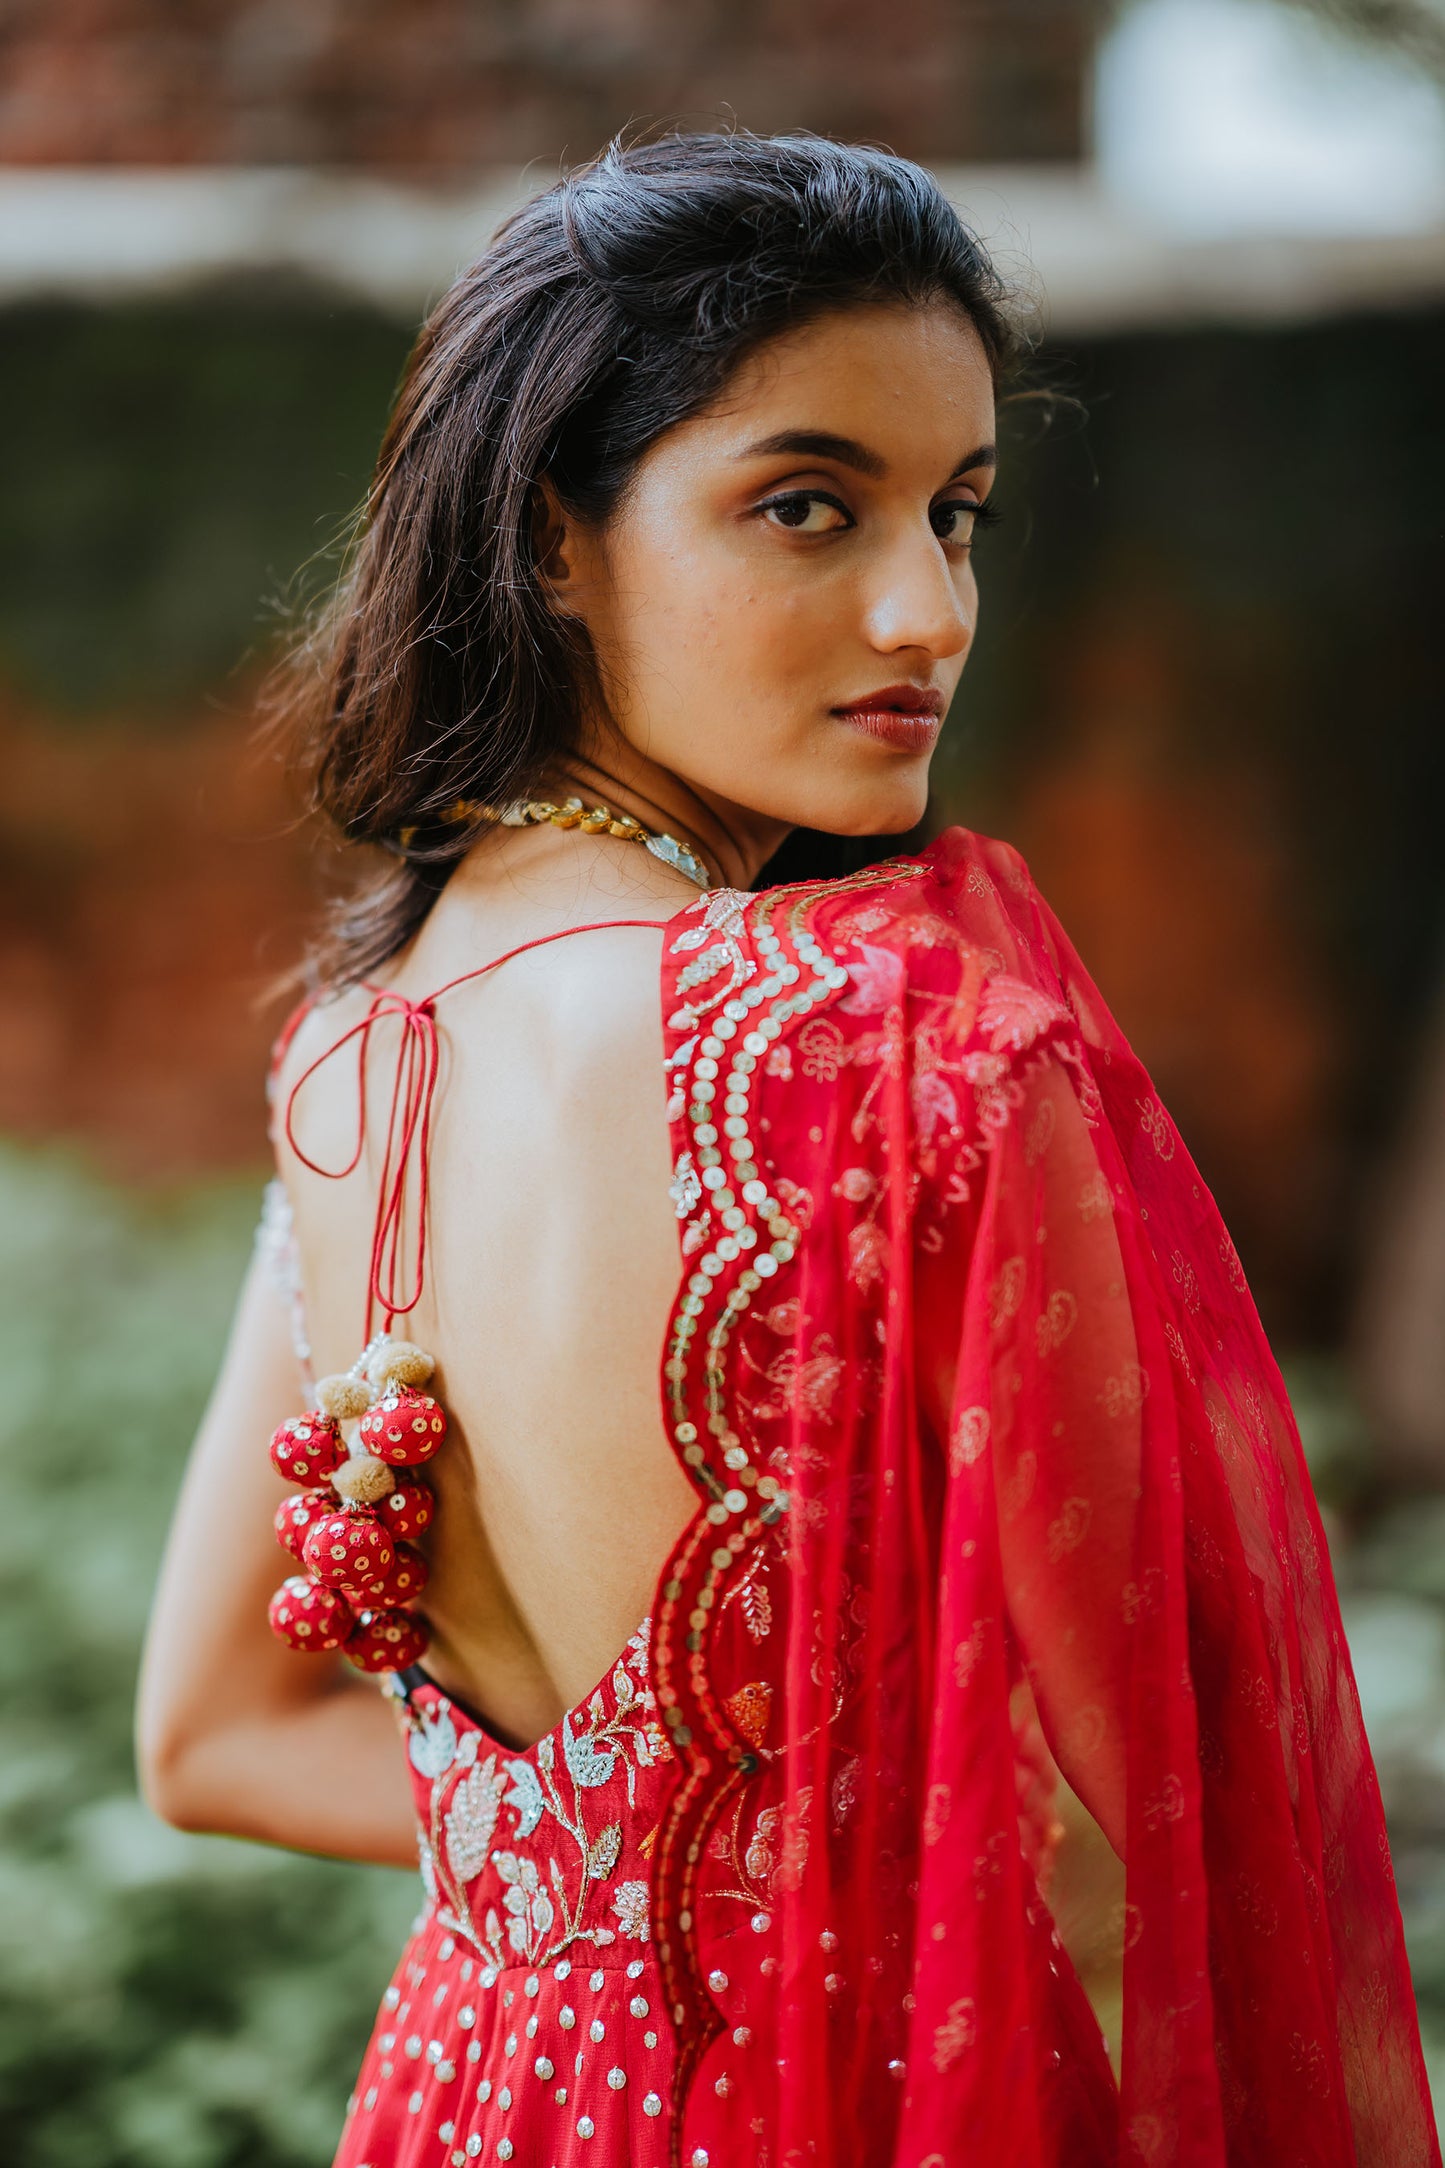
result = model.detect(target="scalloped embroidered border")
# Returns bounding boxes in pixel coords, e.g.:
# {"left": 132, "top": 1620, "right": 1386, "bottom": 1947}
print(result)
{"left": 648, "top": 863, "right": 929, "bottom": 2157}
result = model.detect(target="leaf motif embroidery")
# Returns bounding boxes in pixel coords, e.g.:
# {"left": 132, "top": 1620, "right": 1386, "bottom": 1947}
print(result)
{"left": 978, "top": 974, "right": 1066, "bottom": 1053}
{"left": 503, "top": 1759, "right": 546, "bottom": 1839}
{"left": 912, "top": 1070, "right": 958, "bottom": 1142}
{"left": 444, "top": 1755, "right": 505, "bottom": 1883}
{"left": 407, "top": 1708, "right": 458, "bottom": 1780}
{"left": 563, "top": 1712, "right": 619, "bottom": 1789}
{"left": 838, "top": 941, "right": 906, "bottom": 1015}
{"left": 676, "top": 941, "right": 732, "bottom": 992}
{"left": 588, "top": 1824, "right": 623, "bottom": 1880}
{"left": 741, "top": 1575, "right": 773, "bottom": 1642}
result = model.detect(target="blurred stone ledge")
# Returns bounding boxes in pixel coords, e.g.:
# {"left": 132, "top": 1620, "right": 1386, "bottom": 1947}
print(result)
{"left": 2, "top": 164, "right": 1444, "bottom": 332}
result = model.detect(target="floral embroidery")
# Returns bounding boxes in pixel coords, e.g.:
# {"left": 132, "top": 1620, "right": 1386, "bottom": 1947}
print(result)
{"left": 1099, "top": 1360, "right": 1149, "bottom": 1417}
{"left": 739, "top": 1573, "right": 773, "bottom": 1642}
{"left": 932, "top": 1995, "right": 978, "bottom": 2071}
{"left": 977, "top": 975, "right": 1068, "bottom": 1054}
{"left": 948, "top": 1405, "right": 990, "bottom": 1474}
{"left": 798, "top": 1019, "right": 848, "bottom": 1081}
{"left": 912, "top": 1069, "right": 959, "bottom": 1142}
{"left": 952, "top": 1619, "right": 989, "bottom": 1687}
{"left": 676, "top": 940, "right": 738, "bottom": 995}
{"left": 1024, "top": 1095, "right": 1057, "bottom": 1164}
{"left": 669, "top": 1149, "right": 702, "bottom": 1218}
{"left": 1171, "top": 1247, "right": 1202, "bottom": 1313}
{"left": 611, "top": 1879, "right": 650, "bottom": 1938}
{"left": 1000, "top": 1447, "right": 1037, "bottom": 1519}
{"left": 838, "top": 940, "right": 907, "bottom": 1015}
{"left": 742, "top": 1332, "right": 846, "bottom": 1423}
{"left": 1122, "top": 1565, "right": 1166, "bottom": 1624}
{"left": 1142, "top": 1772, "right": 1187, "bottom": 1830}
{"left": 1045, "top": 1495, "right": 1094, "bottom": 1562}
{"left": 1079, "top": 1170, "right": 1113, "bottom": 1221}
{"left": 408, "top": 1623, "right": 672, "bottom": 1972}
{"left": 1137, "top": 1093, "right": 1177, "bottom": 1159}
{"left": 988, "top": 1255, "right": 1026, "bottom": 1332}
{"left": 665, "top": 888, "right": 754, "bottom": 1030}
{"left": 1034, "top": 1287, "right": 1079, "bottom": 1355}
{"left": 847, "top": 1219, "right": 891, "bottom": 1292}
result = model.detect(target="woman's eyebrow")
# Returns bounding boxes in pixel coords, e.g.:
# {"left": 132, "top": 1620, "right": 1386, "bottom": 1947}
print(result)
{"left": 738, "top": 429, "right": 998, "bottom": 481}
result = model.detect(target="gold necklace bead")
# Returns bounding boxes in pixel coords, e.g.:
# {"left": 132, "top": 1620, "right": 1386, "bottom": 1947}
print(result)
{"left": 443, "top": 793, "right": 710, "bottom": 887}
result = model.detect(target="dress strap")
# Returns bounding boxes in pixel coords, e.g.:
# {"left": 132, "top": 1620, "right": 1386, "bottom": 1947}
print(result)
{"left": 280, "top": 919, "right": 674, "bottom": 1341}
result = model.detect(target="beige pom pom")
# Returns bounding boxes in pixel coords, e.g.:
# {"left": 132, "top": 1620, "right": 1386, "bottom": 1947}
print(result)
{"left": 366, "top": 1339, "right": 435, "bottom": 1390}
{"left": 316, "top": 1373, "right": 373, "bottom": 1421}
{"left": 331, "top": 1454, "right": 396, "bottom": 1506}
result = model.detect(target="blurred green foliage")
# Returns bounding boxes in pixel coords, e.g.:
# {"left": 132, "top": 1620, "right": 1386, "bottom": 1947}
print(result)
{"left": 0, "top": 1143, "right": 415, "bottom": 2168}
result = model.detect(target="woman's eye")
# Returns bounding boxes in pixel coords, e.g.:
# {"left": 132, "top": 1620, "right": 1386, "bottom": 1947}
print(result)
{"left": 760, "top": 491, "right": 852, "bottom": 535}
{"left": 930, "top": 499, "right": 981, "bottom": 544}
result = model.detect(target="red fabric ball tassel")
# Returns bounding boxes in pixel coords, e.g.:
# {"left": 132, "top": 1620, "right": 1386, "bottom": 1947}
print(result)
{"left": 369, "top": 1540, "right": 430, "bottom": 1608}
{"left": 303, "top": 1508, "right": 395, "bottom": 1598}
{"left": 376, "top": 1475, "right": 435, "bottom": 1544}
{"left": 345, "top": 1606, "right": 430, "bottom": 1673}
{"left": 269, "top": 1412, "right": 345, "bottom": 1486}
{"left": 273, "top": 1486, "right": 336, "bottom": 1561}
{"left": 267, "top": 1574, "right": 351, "bottom": 1653}
{"left": 357, "top": 1388, "right": 448, "bottom": 1467}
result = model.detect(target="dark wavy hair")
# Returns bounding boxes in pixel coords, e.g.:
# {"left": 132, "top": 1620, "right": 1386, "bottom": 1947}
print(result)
{"left": 274, "top": 129, "right": 1020, "bottom": 982}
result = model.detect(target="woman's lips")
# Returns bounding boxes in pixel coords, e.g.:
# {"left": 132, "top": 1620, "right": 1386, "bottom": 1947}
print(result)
{"left": 830, "top": 685, "right": 944, "bottom": 752}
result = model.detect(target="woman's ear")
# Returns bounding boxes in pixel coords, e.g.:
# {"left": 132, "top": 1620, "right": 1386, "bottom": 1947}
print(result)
{"left": 532, "top": 478, "right": 590, "bottom": 616}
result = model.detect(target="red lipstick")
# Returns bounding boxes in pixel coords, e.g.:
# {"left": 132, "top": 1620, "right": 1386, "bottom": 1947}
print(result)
{"left": 830, "top": 683, "right": 944, "bottom": 752}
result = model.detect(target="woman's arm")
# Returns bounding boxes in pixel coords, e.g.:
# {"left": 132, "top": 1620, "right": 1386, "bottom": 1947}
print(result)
{"left": 136, "top": 1239, "right": 418, "bottom": 1869}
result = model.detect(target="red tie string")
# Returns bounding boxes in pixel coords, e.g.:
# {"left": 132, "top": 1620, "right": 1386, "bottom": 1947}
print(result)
{"left": 281, "top": 919, "right": 674, "bottom": 1340}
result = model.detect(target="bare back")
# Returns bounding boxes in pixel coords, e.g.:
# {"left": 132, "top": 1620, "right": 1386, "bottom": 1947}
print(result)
{"left": 273, "top": 837, "right": 703, "bottom": 1752}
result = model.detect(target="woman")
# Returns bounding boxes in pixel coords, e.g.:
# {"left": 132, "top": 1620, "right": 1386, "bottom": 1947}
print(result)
{"left": 137, "top": 134, "right": 1438, "bottom": 2167}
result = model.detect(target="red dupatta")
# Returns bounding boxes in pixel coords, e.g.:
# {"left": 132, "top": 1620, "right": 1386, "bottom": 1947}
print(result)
{"left": 647, "top": 825, "right": 1438, "bottom": 2168}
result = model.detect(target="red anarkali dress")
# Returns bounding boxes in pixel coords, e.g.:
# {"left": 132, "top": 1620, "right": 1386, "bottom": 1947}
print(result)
{"left": 272, "top": 827, "right": 1438, "bottom": 2168}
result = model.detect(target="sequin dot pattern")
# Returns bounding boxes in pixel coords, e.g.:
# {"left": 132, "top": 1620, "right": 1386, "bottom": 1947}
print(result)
{"left": 337, "top": 1625, "right": 691, "bottom": 2167}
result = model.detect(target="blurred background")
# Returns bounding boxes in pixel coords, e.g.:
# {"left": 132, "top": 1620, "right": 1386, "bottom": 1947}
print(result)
{"left": 2, "top": 1, "right": 1444, "bottom": 2159}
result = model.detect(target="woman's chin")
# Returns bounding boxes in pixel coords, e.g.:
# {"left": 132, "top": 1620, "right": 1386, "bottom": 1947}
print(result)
{"left": 810, "top": 777, "right": 933, "bottom": 840}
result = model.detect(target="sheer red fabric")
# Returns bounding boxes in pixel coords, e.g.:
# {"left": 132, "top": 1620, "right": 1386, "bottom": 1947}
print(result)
{"left": 650, "top": 827, "right": 1439, "bottom": 2168}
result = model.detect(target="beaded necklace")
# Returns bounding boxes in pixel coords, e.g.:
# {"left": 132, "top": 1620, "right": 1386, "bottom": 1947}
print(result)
{"left": 264, "top": 912, "right": 684, "bottom": 1675}
{"left": 399, "top": 793, "right": 714, "bottom": 891}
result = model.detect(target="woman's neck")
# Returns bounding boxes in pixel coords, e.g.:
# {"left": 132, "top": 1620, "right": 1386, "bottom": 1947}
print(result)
{"left": 548, "top": 745, "right": 790, "bottom": 895}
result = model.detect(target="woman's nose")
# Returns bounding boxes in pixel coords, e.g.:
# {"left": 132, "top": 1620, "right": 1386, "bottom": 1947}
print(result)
{"left": 862, "top": 529, "right": 973, "bottom": 662}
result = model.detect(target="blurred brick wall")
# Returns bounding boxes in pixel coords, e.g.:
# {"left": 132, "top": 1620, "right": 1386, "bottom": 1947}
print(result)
{"left": 0, "top": 688, "right": 321, "bottom": 1176}
{"left": 0, "top": 0, "right": 1088, "bottom": 169}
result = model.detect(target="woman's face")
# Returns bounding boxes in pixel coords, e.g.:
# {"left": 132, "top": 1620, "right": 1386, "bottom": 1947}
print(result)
{"left": 555, "top": 298, "right": 998, "bottom": 861}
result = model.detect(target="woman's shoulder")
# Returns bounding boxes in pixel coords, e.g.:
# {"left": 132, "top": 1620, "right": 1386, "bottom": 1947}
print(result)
{"left": 739, "top": 826, "right": 1071, "bottom": 1019}
{"left": 654, "top": 831, "right": 1082, "bottom": 1091}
